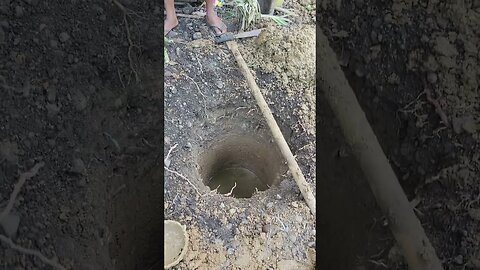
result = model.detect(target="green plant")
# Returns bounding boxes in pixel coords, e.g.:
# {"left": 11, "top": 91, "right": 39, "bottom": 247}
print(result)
{"left": 234, "top": 0, "right": 261, "bottom": 30}
{"left": 164, "top": 37, "right": 172, "bottom": 64}
{"left": 261, "top": 14, "right": 291, "bottom": 26}
{"left": 233, "top": 0, "right": 293, "bottom": 30}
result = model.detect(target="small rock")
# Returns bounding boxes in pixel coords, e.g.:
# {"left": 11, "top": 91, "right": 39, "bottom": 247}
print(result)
{"left": 275, "top": 194, "right": 282, "bottom": 200}
{"left": 453, "top": 116, "right": 477, "bottom": 134}
{"left": 0, "top": 213, "right": 20, "bottom": 237}
{"left": 114, "top": 98, "right": 123, "bottom": 108}
{"left": 427, "top": 72, "right": 438, "bottom": 84}
{"left": 164, "top": 157, "right": 171, "bottom": 168}
{"left": 72, "top": 91, "right": 87, "bottom": 111}
{"left": 46, "top": 87, "right": 57, "bottom": 102}
{"left": 295, "top": 215, "right": 303, "bottom": 223}
{"left": 227, "top": 248, "right": 235, "bottom": 255}
{"left": 291, "top": 201, "right": 299, "bottom": 208}
{"left": 39, "top": 23, "right": 46, "bottom": 31}
{"left": 185, "top": 142, "right": 192, "bottom": 149}
{"left": 468, "top": 208, "right": 480, "bottom": 221}
{"left": 387, "top": 73, "right": 400, "bottom": 84}
{"left": 59, "top": 209, "right": 69, "bottom": 222}
{"left": 262, "top": 224, "right": 271, "bottom": 233}
{"left": 289, "top": 234, "right": 297, "bottom": 242}
{"left": 215, "top": 81, "right": 224, "bottom": 89}
{"left": 182, "top": 5, "right": 194, "bottom": 14}
{"left": 454, "top": 255, "right": 464, "bottom": 264}
{"left": 434, "top": 36, "right": 458, "bottom": 57}
{"left": 229, "top": 208, "right": 236, "bottom": 215}
{"left": 186, "top": 122, "right": 193, "bottom": 128}
{"left": 0, "top": 141, "right": 19, "bottom": 164}
{"left": 452, "top": 117, "right": 463, "bottom": 134}
{"left": 71, "top": 158, "right": 86, "bottom": 175}
{"left": 462, "top": 116, "right": 477, "bottom": 134}
{"left": 46, "top": 103, "right": 60, "bottom": 117}
{"left": 266, "top": 202, "right": 274, "bottom": 209}
{"left": 15, "top": 6, "right": 24, "bottom": 18}
{"left": 59, "top": 32, "right": 70, "bottom": 42}
{"left": 307, "top": 241, "right": 315, "bottom": 247}
{"left": 193, "top": 32, "right": 202, "bottom": 40}
{"left": 355, "top": 66, "right": 365, "bottom": 77}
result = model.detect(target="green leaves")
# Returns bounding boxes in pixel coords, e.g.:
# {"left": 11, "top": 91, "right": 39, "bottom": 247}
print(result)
{"left": 234, "top": 0, "right": 293, "bottom": 30}
{"left": 261, "top": 14, "right": 291, "bottom": 26}
{"left": 234, "top": 0, "right": 261, "bottom": 30}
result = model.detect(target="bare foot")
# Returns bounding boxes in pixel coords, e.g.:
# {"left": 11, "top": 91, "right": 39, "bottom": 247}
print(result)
{"left": 206, "top": 13, "right": 227, "bottom": 36}
{"left": 164, "top": 16, "right": 178, "bottom": 36}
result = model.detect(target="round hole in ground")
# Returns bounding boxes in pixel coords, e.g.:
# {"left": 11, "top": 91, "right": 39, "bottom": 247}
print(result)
{"left": 198, "top": 134, "right": 284, "bottom": 198}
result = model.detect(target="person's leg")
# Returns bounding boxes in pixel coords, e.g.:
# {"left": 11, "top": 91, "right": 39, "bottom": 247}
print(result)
{"left": 205, "top": 0, "right": 227, "bottom": 35}
{"left": 164, "top": 0, "right": 178, "bottom": 35}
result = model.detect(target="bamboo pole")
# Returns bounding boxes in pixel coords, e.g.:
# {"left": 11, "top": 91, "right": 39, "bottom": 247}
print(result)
{"left": 316, "top": 27, "right": 444, "bottom": 270}
{"left": 226, "top": 41, "right": 316, "bottom": 216}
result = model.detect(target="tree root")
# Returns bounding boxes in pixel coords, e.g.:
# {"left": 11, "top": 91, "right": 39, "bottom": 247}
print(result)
{"left": 0, "top": 162, "right": 67, "bottom": 270}
{"left": 424, "top": 88, "right": 449, "bottom": 126}
{"left": 0, "top": 235, "right": 66, "bottom": 270}
{"left": 111, "top": 0, "right": 140, "bottom": 83}
{"left": 0, "top": 162, "right": 45, "bottom": 222}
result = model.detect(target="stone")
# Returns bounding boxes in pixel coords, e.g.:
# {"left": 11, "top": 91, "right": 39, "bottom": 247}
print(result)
{"left": 15, "top": 6, "right": 24, "bottom": 18}
{"left": 0, "top": 141, "right": 19, "bottom": 164}
{"left": 434, "top": 36, "right": 458, "bottom": 57}
{"left": 71, "top": 158, "right": 86, "bottom": 175}
{"left": 59, "top": 32, "right": 70, "bottom": 42}
{"left": 72, "top": 91, "right": 87, "bottom": 111}
{"left": 193, "top": 32, "right": 202, "bottom": 40}
{"left": 454, "top": 255, "right": 464, "bottom": 264}
{"left": 427, "top": 72, "right": 438, "bottom": 84}
{"left": 0, "top": 213, "right": 20, "bottom": 237}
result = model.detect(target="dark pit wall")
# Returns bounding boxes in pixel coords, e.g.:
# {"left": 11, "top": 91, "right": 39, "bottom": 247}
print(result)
{"left": 316, "top": 93, "right": 394, "bottom": 269}
{"left": 107, "top": 164, "right": 163, "bottom": 270}
{"left": 102, "top": 71, "right": 164, "bottom": 270}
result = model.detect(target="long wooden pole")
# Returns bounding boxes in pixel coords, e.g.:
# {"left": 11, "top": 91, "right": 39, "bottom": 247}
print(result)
{"left": 226, "top": 41, "right": 316, "bottom": 216}
{"left": 316, "top": 27, "right": 443, "bottom": 270}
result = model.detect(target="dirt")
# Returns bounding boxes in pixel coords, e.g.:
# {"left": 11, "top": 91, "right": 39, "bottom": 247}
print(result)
{"left": 318, "top": 0, "right": 480, "bottom": 269}
{"left": 240, "top": 24, "right": 316, "bottom": 135}
{"left": 1, "top": 0, "right": 163, "bottom": 269}
{"left": 164, "top": 1, "right": 317, "bottom": 269}
{"left": 1, "top": 0, "right": 478, "bottom": 269}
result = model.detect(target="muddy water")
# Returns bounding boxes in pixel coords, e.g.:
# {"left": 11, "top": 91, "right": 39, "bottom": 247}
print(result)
{"left": 207, "top": 167, "right": 268, "bottom": 198}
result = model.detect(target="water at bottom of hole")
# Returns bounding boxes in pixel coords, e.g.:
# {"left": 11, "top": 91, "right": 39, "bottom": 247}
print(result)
{"left": 208, "top": 167, "right": 268, "bottom": 198}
